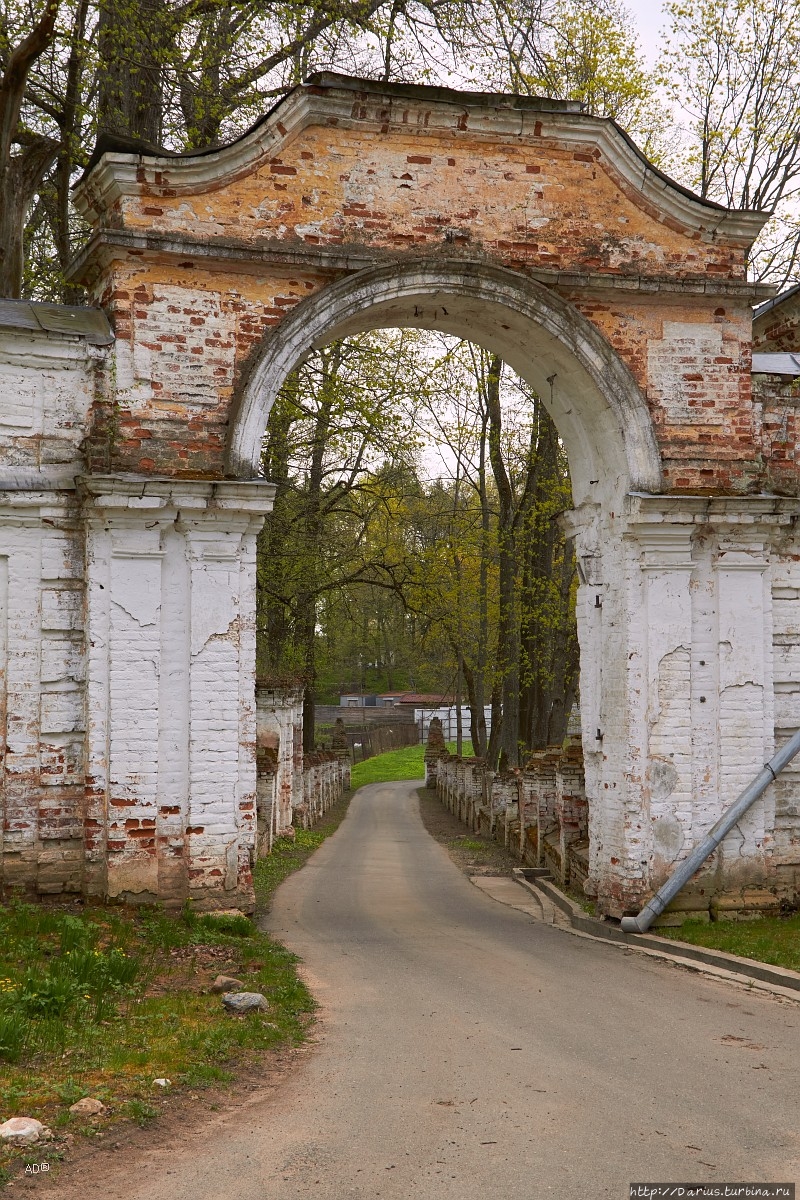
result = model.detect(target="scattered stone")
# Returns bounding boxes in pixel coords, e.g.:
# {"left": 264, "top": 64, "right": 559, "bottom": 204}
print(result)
{"left": 152, "top": 1078, "right": 171, "bottom": 1088}
{"left": 0, "top": 1118, "right": 52, "bottom": 1146}
{"left": 69, "top": 1098, "right": 105, "bottom": 1116}
{"left": 222, "top": 991, "right": 270, "bottom": 1014}
{"left": 210, "top": 974, "right": 244, "bottom": 993}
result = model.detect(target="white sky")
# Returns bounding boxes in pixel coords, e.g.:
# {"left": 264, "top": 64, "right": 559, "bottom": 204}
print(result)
{"left": 625, "top": 0, "right": 669, "bottom": 65}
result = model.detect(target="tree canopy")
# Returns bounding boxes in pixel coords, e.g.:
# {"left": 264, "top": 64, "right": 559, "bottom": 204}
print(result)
{"left": 8, "top": 0, "right": 800, "bottom": 297}
{"left": 258, "top": 331, "right": 578, "bottom": 767}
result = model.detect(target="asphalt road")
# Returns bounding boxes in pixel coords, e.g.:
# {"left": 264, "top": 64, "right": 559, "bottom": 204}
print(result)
{"left": 46, "top": 781, "right": 800, "bottom": 1200}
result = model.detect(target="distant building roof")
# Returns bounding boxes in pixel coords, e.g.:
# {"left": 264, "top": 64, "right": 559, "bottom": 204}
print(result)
{"left": 387, "top": 692, "right": 456, "bottom": 706}
{"left": 753, "top": 283, "right": 800, "bottom": 322}
{"left": 0, "top": 298, "right": 113, "bottom": 345}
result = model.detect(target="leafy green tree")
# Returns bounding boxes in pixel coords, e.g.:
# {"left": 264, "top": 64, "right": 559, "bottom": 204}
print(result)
{"left": 257, "top": 330, "right": 429, "bottom": 748}
{"left": 517, "top": 399, "right": 577, "bottom": 750}
{"left": 486, "top": 0, "right": 668, "bottom": 164}
{"left": 0, "top": 0, "right": 61, "bottom": 296}
{"left": 5, "top": 0, "right": 555, "bottom": 299}
{"left": 659, "top": 0, "right": 800, "bottom": 283}
{"left": 407, "top": 338, "right": 577, "bottom": 766}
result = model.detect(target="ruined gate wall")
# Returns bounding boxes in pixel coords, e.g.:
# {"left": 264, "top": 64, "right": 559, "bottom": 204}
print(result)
{"left": 3, "top": 75, "right": 800, "bottom": 915}
{"left": 74, "top": 77, "right": 769, "bottom": 495}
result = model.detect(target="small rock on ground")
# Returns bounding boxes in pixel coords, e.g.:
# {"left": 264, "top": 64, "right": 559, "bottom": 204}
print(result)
{"left": 0, "top": 1118, "right": 52, "bottom": 1146}
{"left": 210, "top": 974, "right": 244, "bottom": 993}
{"left": 69, "top": 1098, "right": 105, "bottom": 1116}
{"left": 222, "top": 992, "right": 270, "bottom": 1014}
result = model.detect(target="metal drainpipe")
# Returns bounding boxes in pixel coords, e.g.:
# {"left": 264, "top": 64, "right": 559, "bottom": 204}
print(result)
{"left": 620, "top": 726, "right": 800, "bottom": 934}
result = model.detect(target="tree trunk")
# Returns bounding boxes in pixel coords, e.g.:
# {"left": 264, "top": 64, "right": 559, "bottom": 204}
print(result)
{"left": 0, "top": 140, "right": 59, "bottom": 296}
{"left": 296, "top": 345, "right": 340, "bottom": 750}
{"left": 516, "top": 409, "right": 578, "bottom": 754}
{"left": 472, "top": 408, "right": 490, "bottom": 759}
{"left": 98, "top": 0, "right": 167, "bottom": 143}
{"left": 485, "top": 354, "right": 521, "bottom": 768}
{"left": 0, "top": 0, "right": 60, "bottom": 297}
{"left": 53, "top": 0, "right": 91, "bottom": 303}
{"left": 297, "top": 596, "right": 317, "bottom": 754}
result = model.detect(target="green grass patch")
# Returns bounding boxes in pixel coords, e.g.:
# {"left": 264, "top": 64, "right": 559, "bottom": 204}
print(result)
{"left": 0, "top": 787, "right": 356, "bottom": 1183}
{"left": 659, "top": 910, "right": 800, "bottom": 972}
{"left": 0, "top": 895, "right": 316, "bottom": 1181}
{"left": 458, "top": 839, "right": 486, "bottom": 854}
{"left": 252, "top": 792, "right": 353, "bottom": 911}
{"left": 350, "top": 741, "right": 473, "bottom": 789}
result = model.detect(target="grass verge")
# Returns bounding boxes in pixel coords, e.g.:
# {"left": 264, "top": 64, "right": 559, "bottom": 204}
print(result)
{"left": 350, "top": 741, "right": 472, "bottom": 789}
{"left": 0, "top": 898, "right": 313, "bottom": 1181}
{"left": 0, "top": 792, "right": 353, "bottom": 1184}
{"left": 658, "top": 910, "right": 800, "bottom": 972}
{"left": 416, "top": 786, "right": 518, "bottom": 877}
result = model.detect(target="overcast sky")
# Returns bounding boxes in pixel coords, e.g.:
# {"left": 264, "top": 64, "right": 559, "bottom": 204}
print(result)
{"left": 625, "top": 0, "right": 668, "bottom": 64}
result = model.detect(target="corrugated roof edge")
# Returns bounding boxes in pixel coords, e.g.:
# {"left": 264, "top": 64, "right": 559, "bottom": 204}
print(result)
{"left": 753, "top": 282, "right": 800, "bottom": 321}
{"left": 0, "top": 298, "right": 113, "bottom": 345}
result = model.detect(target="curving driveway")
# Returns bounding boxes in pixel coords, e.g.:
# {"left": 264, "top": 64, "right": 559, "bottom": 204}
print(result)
{"left": 46, "top": 781, "right": 800, "bottom": 1199}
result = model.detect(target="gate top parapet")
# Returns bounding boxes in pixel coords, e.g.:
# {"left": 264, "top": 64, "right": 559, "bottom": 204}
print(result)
{"left": 71, "top": 72, "right": 769, "bottom": 291}
{"left": 62, "top": 73, "right": 781, "bottom": 495}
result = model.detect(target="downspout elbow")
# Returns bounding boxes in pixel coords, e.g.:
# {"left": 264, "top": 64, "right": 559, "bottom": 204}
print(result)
{"left": 621, "top": 913, "right": 649, "bottom": 934}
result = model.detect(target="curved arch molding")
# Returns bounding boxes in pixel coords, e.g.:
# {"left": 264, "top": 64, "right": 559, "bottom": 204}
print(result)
{"left": 226, "top": 259, "right": 662, "bottom": 499}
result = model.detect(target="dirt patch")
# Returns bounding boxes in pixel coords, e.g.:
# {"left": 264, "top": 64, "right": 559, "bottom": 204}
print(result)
{"left": 14, "top": 1044, "right": 314, "bottom": 1197}
{"left": 416, "top": 788, "right": 520, "bottom": 878}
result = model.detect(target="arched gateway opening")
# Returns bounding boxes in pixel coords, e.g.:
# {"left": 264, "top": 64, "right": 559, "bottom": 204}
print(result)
{"left": 3, "top": 72, "right": 798, "bottom": 921}
{"left": 230, "top": 259, "right": 663, "bottom": 911}
{"left": 227, "top": 259, "right": 662, "bottom": 503}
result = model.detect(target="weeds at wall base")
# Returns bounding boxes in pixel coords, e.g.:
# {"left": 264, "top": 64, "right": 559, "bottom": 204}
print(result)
{"left": 658, "top": 910, "right": 800, "bottom": 972}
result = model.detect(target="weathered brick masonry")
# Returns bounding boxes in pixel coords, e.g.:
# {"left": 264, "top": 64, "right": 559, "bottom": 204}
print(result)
{"left": 2, "top": 72, "right": 799, "bottom": 915}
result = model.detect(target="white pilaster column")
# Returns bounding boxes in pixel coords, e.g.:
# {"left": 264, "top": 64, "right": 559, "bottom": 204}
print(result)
{"left": 625, "top": 521, "right": 695, "bottom": 887}
{"left": 0, "top": 496, "right": 43, "bottom": 887}
{"left": 80, "top": 477, "right": 274, "bottom": 908}
{"left": 714, "top": 542, "right": 773, "bottom": 867}
{"left": 618, "top": 496, "right": 784, "bottom": 913}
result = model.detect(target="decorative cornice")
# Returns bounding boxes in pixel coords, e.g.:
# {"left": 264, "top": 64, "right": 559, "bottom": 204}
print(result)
{"left": 626, "top": 492, "right": 800, "bottom": 526}
{"left": 0, "top": 467, "right": 83, "bottom": 490}
{"left": 78, "top": 475, "right": 276, "bottom": 516}
{"left": 72, "top": 73, "right": 770, "bottom": 250}
{"left": 66, "top": 227, "right": 776, "bottom": 301}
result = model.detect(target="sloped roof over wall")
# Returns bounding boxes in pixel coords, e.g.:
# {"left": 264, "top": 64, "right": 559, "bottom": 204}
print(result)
{"left": 753, "top": 283, "right": 800, "bottom": 322}
{"left": 72, "top": 71, "right": 767, "bottom": 251}
{"left": 752, "top": 282, "right": 800, "bottom": 355}
{"left": 0, "top": 298, "right": 113, "bottom": 344}
{"left": 751, "top": 352, "right": 800, "bottom": 375}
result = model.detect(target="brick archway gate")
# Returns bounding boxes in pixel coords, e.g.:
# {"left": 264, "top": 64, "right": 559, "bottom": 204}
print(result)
{"left": 3, "top": 73, "right": 799, "bottom": 916}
